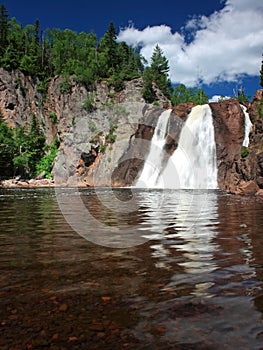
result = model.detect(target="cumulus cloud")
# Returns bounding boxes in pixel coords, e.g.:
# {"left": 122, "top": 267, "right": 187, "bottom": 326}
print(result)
{"left": 117, "top": 0, "right": 263, "bottom": 87}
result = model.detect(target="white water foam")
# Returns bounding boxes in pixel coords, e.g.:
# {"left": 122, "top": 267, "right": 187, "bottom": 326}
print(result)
{"left": 135, "top": 109, "right": 171, "bottom": 188}
{"left": 240, "top": 104, "right": 253, "bottom": 147}
{"left": 136, "top": 104, "right": 218, "bottom": 189}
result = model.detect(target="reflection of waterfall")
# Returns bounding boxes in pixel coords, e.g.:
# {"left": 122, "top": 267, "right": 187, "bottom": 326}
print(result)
{"left": 240, "top": 104, "right": 253, "bottom": 147}
{"left": 135, "top": 104, "right": 217, "bottom": 189}
{"left": 140, "top": 190, "right": 219, "bottom": 280}
{"left": 135, "top": 109, "right": 171, "bottom": 188}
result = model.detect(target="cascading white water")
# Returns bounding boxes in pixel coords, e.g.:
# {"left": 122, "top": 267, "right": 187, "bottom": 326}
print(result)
{"left": 240, "top": 104, "right": 253, "bottom": 147}
{"left": 158, "top": 104, "right": 217, "bottom": 189}
{"left": 135, "top": 109, "right": 171, "bottom": 188}
{"left": 136, "top": 104, "right": 218, "bottom": 189}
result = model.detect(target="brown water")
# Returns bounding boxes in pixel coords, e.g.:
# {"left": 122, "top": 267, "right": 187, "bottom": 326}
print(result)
{"left": 0, "top": 187, "right": 263, "bottom": 350}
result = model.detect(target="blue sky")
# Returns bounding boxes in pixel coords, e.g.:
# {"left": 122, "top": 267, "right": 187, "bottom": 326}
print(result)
{"left": 5, "top": 0, "right": 263, "bottom": 100}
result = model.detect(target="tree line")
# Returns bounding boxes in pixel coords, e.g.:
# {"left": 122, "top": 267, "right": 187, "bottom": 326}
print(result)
{"left": 0, "top": 4, "right": 210, "bottom": 104}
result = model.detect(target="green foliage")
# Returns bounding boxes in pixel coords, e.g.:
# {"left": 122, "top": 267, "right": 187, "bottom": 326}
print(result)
{"left": 0, "top": 4, "right": 8, "bottom": 56}
{"left": 258, "top": 99, "right": 263, "bottom": 118}
{"left": 49, "top": 112, "right": 58, "bottom": 124}
{"left": 11, "top": 116, "right": 45, "bottom": 177}
{"left": 0, "top": 114, "right": 15, "bottom": 177}
{"left": 106, "top": 125, "right": 117, "bottom": 144}
{"left": 171, "top": 84, "right": 209, "bottom": 105}
{"left": 142, "top": 67, "right": 156, "bottom": 103}
{"left": 36, "top": 137, "right": 60, "bottom": 178}
{"left": 107, "top": 72, "right": 125, "bottom": 92}
{"left": 83, "top": 94, "right": 95, "bottom": 112}
{"left": 71, "top": 115, "right": 76, "bottom": 127}
{"left": 37, "top": 77, "right": 50, "bottom": 96}
{"left": 142, "top": 45, "right": 172, "bottom": 102}
{"left": 98, "top": 22, "right": 118, "bottom": 75}
{"left": 241, "top": 146, "right": 249, "bottom": 158}
{"left": 0, "top": 114, "right": 47, "bottom": 178}
{"left": 99, "top": 144, "right": 106, "bottom": 154}
{"left": 107, "top": 92, "right": 116, "bottom": 99}
{"left": 235, "top": 87, "right": 250, "bottom": 104}
{"left": 59, "top": 78, "right": 72, "bottom": 94}
{"left": 0, "top": 10, "right": 144, "bottom": 87}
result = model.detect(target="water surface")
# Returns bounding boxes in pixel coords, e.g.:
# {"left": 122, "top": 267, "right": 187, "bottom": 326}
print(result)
{"left": 0, "top": 187, "right": 263, "bottom": 349}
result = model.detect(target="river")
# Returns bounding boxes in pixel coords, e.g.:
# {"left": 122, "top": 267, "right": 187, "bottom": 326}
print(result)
{"left": 0, "top": 187, "right": 263, "bottom": 349}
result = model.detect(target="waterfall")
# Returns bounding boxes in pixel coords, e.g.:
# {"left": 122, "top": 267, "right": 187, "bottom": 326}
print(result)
{"left": 135, "top": 109, "right": 171, "bottom": 188}
{"left": 240, "top": 104, "right": 253, "bottom": 147}
{"left": 158, "top": 104, "right": 217, "bottom": 189}
{"left": 135, "top": 104, "right": 218, "bottom": 189}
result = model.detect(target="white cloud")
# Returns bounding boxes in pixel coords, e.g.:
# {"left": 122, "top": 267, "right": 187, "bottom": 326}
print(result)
{"left": 117, "top": 0, "right": 263, "bottom": 87}
{"left": 209, "top": 95, "right": 231, "bottom": 103}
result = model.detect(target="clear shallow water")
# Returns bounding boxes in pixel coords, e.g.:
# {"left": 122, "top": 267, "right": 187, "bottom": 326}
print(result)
{"left": 0, "top": 187, "right": 263, "bottom": 350}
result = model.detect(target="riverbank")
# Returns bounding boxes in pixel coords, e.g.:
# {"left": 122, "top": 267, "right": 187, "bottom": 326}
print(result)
{"left": 0, "top": 178, "right": 55, "bottom": 188}
{"left": 1, "top": 178, "right": 263, "bottom": 197}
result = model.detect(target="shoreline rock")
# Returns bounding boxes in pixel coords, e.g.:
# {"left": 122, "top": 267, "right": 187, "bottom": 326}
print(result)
{"left": 0, "top": 178, "right": 262, "bottom": 198}
{"left": 0, "top": 178, "right": 55, "bottom": 188}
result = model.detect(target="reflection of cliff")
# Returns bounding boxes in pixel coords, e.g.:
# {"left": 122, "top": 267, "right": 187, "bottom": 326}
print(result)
{"left": 216, "top": 193, "right": 263, "bottom": 316}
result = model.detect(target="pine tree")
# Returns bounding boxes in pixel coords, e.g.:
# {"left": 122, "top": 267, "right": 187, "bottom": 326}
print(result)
{"left": 98, "top": 22, "right": 118, "bottom": 74}
{"left": 142, "top": 44, "right": 172, "bottom": 101}
{"left": 0, "top": 4, "right": 8, "bottom": 56}
{"left": 151, "top": 44, "right": 169, "bottom": 77}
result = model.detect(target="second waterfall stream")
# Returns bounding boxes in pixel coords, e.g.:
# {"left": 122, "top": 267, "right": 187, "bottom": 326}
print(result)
{"left": 135, "top": 104, "right": 218, "bottom": 189}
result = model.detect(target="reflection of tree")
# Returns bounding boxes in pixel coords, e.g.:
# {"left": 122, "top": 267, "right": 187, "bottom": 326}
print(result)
{"left": 216, "top": 195, "right": 263, "bottom": 316}
{"left": 80, "top": 188, "right": 145, "bottom": 228}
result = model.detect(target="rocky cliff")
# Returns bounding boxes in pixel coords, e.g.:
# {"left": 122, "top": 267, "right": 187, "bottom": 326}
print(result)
{"left": 111, "top": 97, "right": 263, "bottom": 194}
{"left": 210, "top": 95, "right": 263, "bottom": 194}
{"left": 0, "top": 68, "right": 262, "bottom": 194}
{"left": 0, "top": 68, "right": 170, "bottom": 187}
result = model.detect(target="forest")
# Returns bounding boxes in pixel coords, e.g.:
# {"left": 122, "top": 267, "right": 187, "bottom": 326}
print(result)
{"left": 0, "top": 4, "right": 210, "bottom": 105}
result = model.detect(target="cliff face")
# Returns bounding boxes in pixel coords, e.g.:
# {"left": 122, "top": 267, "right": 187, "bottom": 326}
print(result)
{"left": 0, "top": 68, "right": 262, "bottom": 194}
{"left": 111, "top": 98, "right": 263, "bottom": 194}
{"left": 209, "top": 97, "right": 262, "bottom": 194}
{"left": 0, "top": 68, "right": 170, "bottom": 186}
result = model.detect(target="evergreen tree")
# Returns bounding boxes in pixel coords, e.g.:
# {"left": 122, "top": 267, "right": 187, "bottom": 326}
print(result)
{"left": 12, "top": 115, "right": 45, "bottom": 177}
{"left": 151, "top": 44, "right": 169, "bottom": 77}
{"left": 0, "top": 17, "right": 24, "bottom": 70}
{"left": 0, "top": 4, "right": 8, "bottom": 56}
{"left": 142, "top": 67, "right": 156, "bottom": 103}
{"left": 98, "top": 22, "right": 118, "bottom": 74}
{"left": 19, "top": 22, "right": 42, "bottom": 75}
{"left": 0, "top": 114, "right": 15, "bottom": 177}
{"left": 171, "top": 84, "right": 208, "bottom": 105}
{"left": 142, "top": 44, "right": 172, "bottom": 101}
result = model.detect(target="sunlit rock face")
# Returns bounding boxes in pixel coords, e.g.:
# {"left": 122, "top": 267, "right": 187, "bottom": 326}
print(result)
{"left": 110, "top": 105, "right": 191, "bottom": 187}
{"left": 209, "top": 99, "right": 246, "bottom": 193}
{"left": 112, "top": 95, "right": 263, "bottom": 194}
